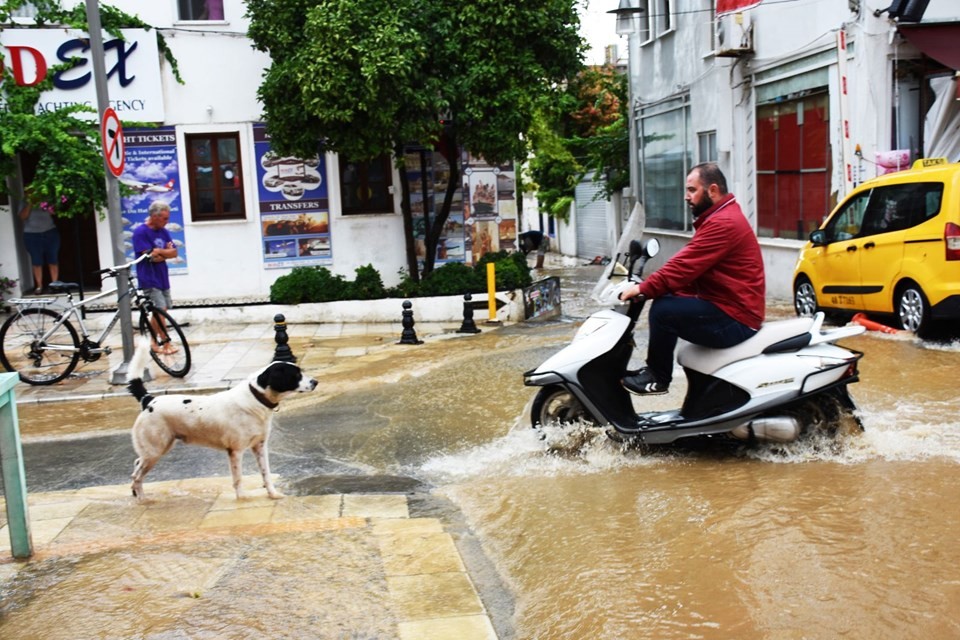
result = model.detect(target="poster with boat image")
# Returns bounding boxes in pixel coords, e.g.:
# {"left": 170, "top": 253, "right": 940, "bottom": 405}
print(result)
{"left": 253, "top": 124, "right": 332, "bottom": 268}
{"left": 462, "top": 152, "right": 517, "bottom": 263}
{"left": 119, "top": 126, "right": 188, "bottom": 275}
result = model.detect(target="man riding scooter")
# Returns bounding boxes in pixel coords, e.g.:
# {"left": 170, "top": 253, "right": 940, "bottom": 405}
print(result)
{"left": 619, "top": 162, "right": 765, "bottom": 395}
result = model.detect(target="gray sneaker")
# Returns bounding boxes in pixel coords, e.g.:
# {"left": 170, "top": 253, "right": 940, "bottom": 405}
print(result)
{"left": 622, "top": 368, "right": 669, "bottom": 395}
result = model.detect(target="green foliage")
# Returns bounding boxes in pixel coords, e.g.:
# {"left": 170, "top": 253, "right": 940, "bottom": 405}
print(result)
{"left": 527, "top": 64, "right": 630, "bottom": 213}
{"left": 269, "top": 266, "right": 348, "bottom": 304}
{"left": 247, "top": 0, "right": 584, "bottom": 166}
{"left": 270, "top": 256, "right": 531, "bottom": 304}
{"left": 475, "top": 250, "right": 533, "bottom": 290}
{"left": 0, "top": 1, "right": 182, "bottom": 217}
{"left": 348, "top": 264, "right": 386, "bottom": 300}
{"left": 408, "top": 262, "right": 483, "bottom": 297}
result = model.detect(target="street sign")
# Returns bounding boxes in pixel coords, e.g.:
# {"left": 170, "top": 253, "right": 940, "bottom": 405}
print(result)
{"left": 101, "top": 107, "right": 125, "bottom": 177}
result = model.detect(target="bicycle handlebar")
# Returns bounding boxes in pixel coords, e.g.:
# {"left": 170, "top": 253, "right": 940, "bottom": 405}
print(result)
{"left": 97, "top": 253, "right": 150, "bottom": 278}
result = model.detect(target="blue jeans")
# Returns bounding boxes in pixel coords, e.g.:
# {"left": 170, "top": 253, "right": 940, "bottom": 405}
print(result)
{"left": 645, "top": 295, "right": 757, "bottom": 384}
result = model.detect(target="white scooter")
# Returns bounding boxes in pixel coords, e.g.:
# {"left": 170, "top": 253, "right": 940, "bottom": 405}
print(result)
{"left": 523, "top": 239, "right": 866, "bottom": 445}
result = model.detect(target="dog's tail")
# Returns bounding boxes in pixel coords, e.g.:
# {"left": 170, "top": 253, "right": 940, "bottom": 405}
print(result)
{"left": 127, "top": 336, "right": 154, "bottom": 411}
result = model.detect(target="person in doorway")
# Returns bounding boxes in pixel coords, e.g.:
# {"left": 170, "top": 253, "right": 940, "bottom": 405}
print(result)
{"left": 133, "top": 200, "right": 178, "bottom": 353}
{"left": 518, "top": 229, "right": 551, "bottom": 269}
{"left": 618, "top": 162, "right": 765, "bottom": 395}
{"left": 19, "top": 187, "right": 61, "bottom": 294}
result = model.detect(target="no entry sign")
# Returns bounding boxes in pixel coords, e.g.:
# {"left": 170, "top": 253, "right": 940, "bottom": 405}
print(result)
{"left": 101, "top": 107, "right": 125, "bottom": 177}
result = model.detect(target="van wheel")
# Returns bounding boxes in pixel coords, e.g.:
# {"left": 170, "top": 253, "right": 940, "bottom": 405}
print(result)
{"left": 794, "top": 276, "right": 818, "bottom": 317}
{"left": 896, "top": 284, "right": 930, "bottom": 334}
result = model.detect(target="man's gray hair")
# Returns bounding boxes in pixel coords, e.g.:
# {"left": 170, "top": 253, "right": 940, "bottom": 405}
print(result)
{"left": 148, "top": 200, "right": 171, "bottom": 216}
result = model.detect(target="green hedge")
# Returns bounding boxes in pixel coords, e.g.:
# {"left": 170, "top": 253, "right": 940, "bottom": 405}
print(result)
{"left": 269, "top": 255, "right": 532, "bottom": 304}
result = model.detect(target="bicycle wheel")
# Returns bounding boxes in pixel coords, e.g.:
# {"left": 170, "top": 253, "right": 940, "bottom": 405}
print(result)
{"left": 139, "top": 307, "right": 191, "bottom": 377}
{"left": 0, "top": 308, "right": 81, "bottom": 385}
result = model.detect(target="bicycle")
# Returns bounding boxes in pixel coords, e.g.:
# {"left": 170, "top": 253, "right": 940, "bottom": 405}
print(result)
{"left": 0, "top": 254, "right": 191, "bottom": 385}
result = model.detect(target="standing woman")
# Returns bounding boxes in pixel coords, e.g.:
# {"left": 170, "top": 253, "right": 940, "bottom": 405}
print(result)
{"left": 19, "top": 187, "right": 60, "bottom": 295}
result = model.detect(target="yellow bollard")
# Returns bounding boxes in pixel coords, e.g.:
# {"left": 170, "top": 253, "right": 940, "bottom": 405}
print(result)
{"left": 486, "top": 262, "right": 498, "bottom": 323}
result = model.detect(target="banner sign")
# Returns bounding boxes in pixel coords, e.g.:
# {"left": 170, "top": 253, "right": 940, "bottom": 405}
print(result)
{"left": 120, "top": 127, "right": 188, "bottom": 274}
{"left": 253, "top": 124, "right": 332, "bottom": 269}
{"left": 0, "top": 28, "right": 164, "bottom": 121}
{"left": 716, "top": 0, "right": 762, "bottom": 16}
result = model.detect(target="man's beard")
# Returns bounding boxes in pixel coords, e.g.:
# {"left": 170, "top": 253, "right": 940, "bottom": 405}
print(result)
{"left": 689, "top": 194, "right": 713, "bottom": 218}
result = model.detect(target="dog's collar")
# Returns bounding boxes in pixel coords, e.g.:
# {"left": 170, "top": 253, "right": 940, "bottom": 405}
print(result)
{"left": 248, "top": 384, "right": 279, "bottom": 410}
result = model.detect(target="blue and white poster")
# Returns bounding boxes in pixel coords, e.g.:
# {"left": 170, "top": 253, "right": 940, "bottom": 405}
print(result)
{"left": 119, "top": 126, "right": 187, "bottom": 274}
{"left": 253, "top": 124, "right": 331, "bottom": 268}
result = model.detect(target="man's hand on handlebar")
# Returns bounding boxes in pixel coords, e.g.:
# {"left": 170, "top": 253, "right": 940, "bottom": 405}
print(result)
{"left": 618, "top": 282, "right": 645, "bottom": 302}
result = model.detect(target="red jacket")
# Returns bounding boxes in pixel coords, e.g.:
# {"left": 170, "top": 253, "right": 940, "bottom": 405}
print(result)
{"left": 638, "top": 194, "right": 765, "bottom": 330}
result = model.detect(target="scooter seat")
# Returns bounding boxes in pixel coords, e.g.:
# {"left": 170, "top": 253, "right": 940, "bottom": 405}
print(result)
{"left": 677, "top": 316, "right": 815, "bottom": 375}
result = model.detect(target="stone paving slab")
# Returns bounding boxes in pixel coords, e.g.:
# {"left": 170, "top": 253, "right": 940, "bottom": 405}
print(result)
{"left": 0, "top": 475, "right": 498, "bottom": 640}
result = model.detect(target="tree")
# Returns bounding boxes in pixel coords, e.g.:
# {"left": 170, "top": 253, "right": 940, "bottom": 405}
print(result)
{"left": 0, "top": 1, "right": 181, "bottom": 218}
{"left": 526, "top": 64, "right": 629, "bottom": 220}
{"left": 246, "top": 0, "right": 584, "bottom": 279}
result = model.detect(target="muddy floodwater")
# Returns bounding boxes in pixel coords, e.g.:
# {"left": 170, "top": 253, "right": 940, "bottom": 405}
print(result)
{"left": 6, "top": 264, "right": 960, "bottom": 639}
{"left": 288, "top": 270, "right": 960, "bottom": 639}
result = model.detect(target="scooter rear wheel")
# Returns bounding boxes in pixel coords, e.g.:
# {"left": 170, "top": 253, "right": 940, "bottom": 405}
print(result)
{"left": 530, "top": 386, "right": 596, "bottom": 428}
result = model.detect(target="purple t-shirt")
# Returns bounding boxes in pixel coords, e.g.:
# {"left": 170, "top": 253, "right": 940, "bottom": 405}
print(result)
{"left": 132, "top": 224, "right": 173, "bottom": 290}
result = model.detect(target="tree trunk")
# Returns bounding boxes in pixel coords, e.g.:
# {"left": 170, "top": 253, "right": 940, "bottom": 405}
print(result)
{"left": 396, "top": 146, "right": 420, "bottom": 283}
{"left": 421, "top": 123, "right": 459, "bottom": 277}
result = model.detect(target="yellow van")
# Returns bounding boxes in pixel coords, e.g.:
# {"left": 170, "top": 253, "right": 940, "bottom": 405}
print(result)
{"left": 792, "top": 158, "right": 960, "bottom": 335}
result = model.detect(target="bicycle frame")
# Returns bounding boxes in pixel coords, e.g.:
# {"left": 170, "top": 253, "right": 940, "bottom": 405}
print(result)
{"left": 8, "top": 257, "right": 151, "bottom": 358}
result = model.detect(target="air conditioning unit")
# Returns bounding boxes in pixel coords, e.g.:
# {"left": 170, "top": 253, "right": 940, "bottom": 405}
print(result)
{"left": 715, "top": 12, "right": 754, "bottom": 57}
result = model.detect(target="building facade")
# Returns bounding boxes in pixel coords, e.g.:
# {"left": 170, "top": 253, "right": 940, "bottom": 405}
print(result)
{"left": 612, "top": 0, "right": 959, "bottom": 299}
{"left": 1, "top": 0, "right": 519, "bottom": 302}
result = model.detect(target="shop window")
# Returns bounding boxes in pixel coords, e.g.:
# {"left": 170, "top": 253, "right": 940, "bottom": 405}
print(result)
{"left": 339, "top": 154, "right": 394, "bottom": 215}
{"left": 638, "top": 96, "right": 693, "bottom": 230}
{"left": 185, "top": 132, "right": 245, "bottom": 222}
{"left": 654, "top": 0, "right": 674, "bottom": 36}
{"left": 178, "top": 0, "right": 224, "bottom": 21}
{"left": 698, "top": 130, "right": 717, "bottom": 163}
{"left": 756, "top": 91, "right": 829, "bottom": 239}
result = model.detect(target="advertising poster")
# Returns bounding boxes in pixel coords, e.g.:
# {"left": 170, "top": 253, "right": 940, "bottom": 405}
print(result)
{"left": 404, "top": 146, "right": 466, "bottom": 268}
{"left": 462, "top": 152, "right": 517, "bottom": 263}
{"left": 523, "top": 276, "right": 562, "bottom": 320}
{"left": 120, "top": 126, "right": 187, "bottom": 274}
{"left": 253, "top": 124, "right": 331, "bottom": 268}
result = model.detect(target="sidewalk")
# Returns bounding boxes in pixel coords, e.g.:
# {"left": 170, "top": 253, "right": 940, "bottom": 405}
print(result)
{"left": 1, "top": 318, "right": 504, "bottom": 639}
{"left": 13, "top": 318, "right": 465, "bottom": 405}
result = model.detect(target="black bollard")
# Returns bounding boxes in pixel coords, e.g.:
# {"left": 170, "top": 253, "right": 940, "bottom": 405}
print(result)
{"left": 457, "top": 293, "right": 481, "bottom": 334}
{"left": 272, "top": 313, "right": 297, "bottom": 363}
{"left": 397, "top": 300, "right": 423, "bottom": 345}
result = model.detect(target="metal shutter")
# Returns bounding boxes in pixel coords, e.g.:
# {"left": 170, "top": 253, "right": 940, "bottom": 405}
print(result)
{"left": 575, "top": 179, "right": 609, "bottom": 260}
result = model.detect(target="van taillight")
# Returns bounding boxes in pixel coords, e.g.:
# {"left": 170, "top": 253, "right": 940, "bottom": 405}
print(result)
{"left": 947, "top": 222, "right": 960, "bottom": 261}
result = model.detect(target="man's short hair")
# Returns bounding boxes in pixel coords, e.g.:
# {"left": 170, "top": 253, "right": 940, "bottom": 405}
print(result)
{"left": 691, "top": 162, "right": 728, "bottom": 195}
{"left": 148, "top": 200, "right": 171, "bottom": 217}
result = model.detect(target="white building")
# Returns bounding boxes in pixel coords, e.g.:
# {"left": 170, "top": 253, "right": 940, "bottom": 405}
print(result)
{"left": 553, "top": 0, "right": 959, "bottom": 300}
{"left": 1, "top": 0, "right": 519, "bottom": 303}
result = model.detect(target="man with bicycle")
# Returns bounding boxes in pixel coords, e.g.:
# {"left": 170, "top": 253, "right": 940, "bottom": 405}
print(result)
{"left": 133, "top": 201, "right": 178, "bottom": 353}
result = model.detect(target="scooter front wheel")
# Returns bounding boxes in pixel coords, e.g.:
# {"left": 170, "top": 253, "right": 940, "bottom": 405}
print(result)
{"left": 530, "top": 385, "right": 597, "bottom": 428}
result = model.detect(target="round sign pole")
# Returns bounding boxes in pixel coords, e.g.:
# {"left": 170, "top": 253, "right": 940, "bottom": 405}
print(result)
{"left": 85, "top": 0, "right": 138, "bottom": 384}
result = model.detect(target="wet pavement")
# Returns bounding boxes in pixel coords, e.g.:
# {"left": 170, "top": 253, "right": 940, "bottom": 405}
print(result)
{"left": 1, "top": 315, "right": 505, "bottom": 639}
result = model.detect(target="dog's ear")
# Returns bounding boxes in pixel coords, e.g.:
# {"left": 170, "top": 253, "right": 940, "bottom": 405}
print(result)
{"left": 258, "top": 362, "right": 303, "bottom": 393}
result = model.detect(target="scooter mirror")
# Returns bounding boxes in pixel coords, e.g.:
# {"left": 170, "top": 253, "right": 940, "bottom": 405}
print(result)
{"left": 628, "top": 239, "right": 644, "bottom": 257}
{"left": 644, "top": 238, "right": 660, "bottom": 258}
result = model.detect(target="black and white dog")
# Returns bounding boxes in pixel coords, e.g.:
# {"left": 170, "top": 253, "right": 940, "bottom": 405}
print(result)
{"left": 126, "top": 337, "right": 317, "bottom": 502}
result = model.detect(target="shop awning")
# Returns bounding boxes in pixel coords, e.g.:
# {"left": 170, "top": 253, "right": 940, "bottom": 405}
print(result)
{"left": 898, "top": 22, "right": 960, "bottom": 71}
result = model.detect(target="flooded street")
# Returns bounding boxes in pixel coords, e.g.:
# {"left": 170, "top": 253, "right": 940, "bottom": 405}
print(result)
{"left": 5, "top": 263, "right": 960, "bottom": 638}
{"left": 280, "top": 265, "right": 960, "bottom": 639}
